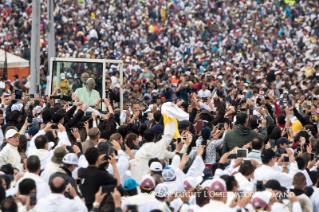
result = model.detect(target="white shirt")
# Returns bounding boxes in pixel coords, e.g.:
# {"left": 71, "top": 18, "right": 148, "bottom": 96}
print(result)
{"left": 254, "top": 162, "right": 299, "bottom": 188}
{"left": 7, "top": 172, "right": 51, "bottom": 200}
{"left": 40, "top": 162, "right": 61, "bottom": 183}
{"left": 89, "top": 29, "right": 98, "bottom": 39}
{"left": 0, "top": 143, "right": 22, "bottom": 171}
{"left": 107, "top": 150, "right": 129, "bottom": 185}
{"left": 35, "top": 193, "right": 87, "bottom": 212}
{"left": 121, "top": 193, "right": 161, "bottom": 212}
{"left": 198, "top": 89, "right": 212, "bottom": 98}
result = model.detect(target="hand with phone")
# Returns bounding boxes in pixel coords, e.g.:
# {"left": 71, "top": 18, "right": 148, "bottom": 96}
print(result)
{"left": 93, "top": 187, "right": 107, "bottom": 208}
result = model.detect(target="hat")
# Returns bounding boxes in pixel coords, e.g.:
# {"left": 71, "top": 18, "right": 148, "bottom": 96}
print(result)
{"left": 28, "top": 127, "right": 39, "bottom": 136}
{"left": 251, "top": 191, "right": 272, "bottom": 210}
{"left": 5, "top": 129, "right": 20, "bottom": 139}
{"left": 150, "top": 162, "right": 163, "bottom": 172}
{"left": 60, "top": 73, "right": 66, "bottom": 80}
{"left": 242, "top": 90, "right": 248, "bottom": 93}
{"left": 178, "top": 120, "right": 191, "bottom": 130}
{"left": 51, "top": 147, "right": 67, "bottom": 164}
{"left": 277, "top": 137, "right": 292, "bottom": 145}
{"left": 201, "top": 127, "right": 211, "bottom": 140}
{"left": 162, "top": 166, "right": 176, "bottom": 181}
{"left": 261, "top": 149, "right": 276, "bottom": 160}
{"left": 140, "top": 176, "right": 155, "bottom": 191}
{"left": 62, "top": 153, "right": 78, "bottom": 165}
{"left": 11, "top": 103, "right": 23, "bottom": 111}
{"left": 283, "top": 91, "right": 289, "bottom": 94}
{"left": 151, "top": 124, "right": 164, "bottom": 133}
{"left": 151, "top": 89, "right": 159, "bottom": 94}
{"left": 209, "top": 178, "right": 227, "bottom": 194}
{"left": 123, "top": 178, "right": 139, "bottom": 190}
{"left": 183, "top": 176, "right": 202, "bottom": 190}
{"left": 154, "top": 183, "right": 169, "bottom": 198}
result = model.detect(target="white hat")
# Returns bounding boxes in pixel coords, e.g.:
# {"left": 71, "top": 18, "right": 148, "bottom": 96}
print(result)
{"left": 60, "top": 73, "right": 65, "bottom": 80}
{"left": 242, "top": 90, "right": 248, "bottom": 93}
{"left": 162, "top": 166, "right": 176, "bottom": 181}
{"left": 251, "top": 191, "right": 272, "bottom": 210}
{"left": 35, "top": 106, "right": 43, "bottom": 114}
{"left": 151, "top": 89, "right": 159, "bottom": 94}
{"left": 183, "top": 176, "right": 202, "bottom": 190}
{"left": 5, "top": 129, "right": 20, "bottom": 139}
{"left": 11, "top": 103, "right": 23, "bottom": 112}
{"left": 150, "top": 162, "right": 162, "bottom": 172}
{"left": 62, "top": 153, "right": 78, "bottom": 165}
{"left": 154, "top": 183, "right": 169, "bottom": 198}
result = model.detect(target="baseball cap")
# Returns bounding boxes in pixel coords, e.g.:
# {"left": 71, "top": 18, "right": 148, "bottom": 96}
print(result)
{"left": 154, "top": 183, "right": 169, "bottom": 198}
{"left": 11, "top": 103, "right": 23, "bottom": 111}
{"left": 162, "top": 166, "right": 176, "bottom": 181}
{"left": 283, "top": 91, "right": 289, "bottom": 94}
{"left": 251, "top": 191, "right": 272, "bottom": 210}
{"left": 140, "top": 176, "right": 155, "bottom": 191}
{"left": 5, "top": 129, "right": 20, "bottom": 139}
{"left": 242, "top": 90, "right": 248, "bottom": 93}
{"left": 183, "top": 176, "right": 202, "bottom": 191}
{"left": 277, "top": 137, "right": 292, "bottom": 145}
{"left": 209, "top": 178, "right": 227, "bottom": 194}
{"left": 51, "top": 147, "right": 67, "bottom": 164}
{"left": 60, "top": 73, "right": 66, "bottom": 80}
{"left": 62, "top": 153, "right": 78, "bottom": 165}
{"left": 123, "top": 178, "right": 139, "bottom": 191}
{"left": 28, "top": 127, "right": 39, "bottom": 136}
{"left": 150, "top": 162, "right": 163, "bottom": 172}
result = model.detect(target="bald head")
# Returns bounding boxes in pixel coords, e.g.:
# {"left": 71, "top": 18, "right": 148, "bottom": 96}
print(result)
{"left": 293, "top": 172, "right": 306, "bottom": 190}
{"left": 49, "top": 176, "right": 66, "bottom": 194}
{"left": 81, "top": 73, "right": 89, "bottom": 84}
{"left": 88, "top": 127, "right": 100, "bottom": 140}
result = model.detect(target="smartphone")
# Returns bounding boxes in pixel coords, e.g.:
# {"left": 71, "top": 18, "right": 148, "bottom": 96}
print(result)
{"left": 284, "top": 156, "right": 289, "bottom": 162}
{"left": 4, "top": 94, "right": 10, "bottom": 97}
{"left": 76, "top": 179, "right": 81, "bottom": 184}
{"left": 0, "top": 104, "right": 4, "bottom": 109}
{"left": 102, "top": 185, "right": 115, "bottom": 194}
{"left": 270, "top": 139, "right": 276, "bottom": 148}
{"left": 311, "top": 153, "right": 315, "bottom": 161}
{"left": 15, "top": 89, "right": 22, "bottom": 100}
{"left": 297, "top": 144, "right": 301, "bottom": 152}
{"left": 50, "top": 95, "right": 61, "bottom": 99}
{"left": 285, "top": 127, "right": 291, "bottom": 131}
{"left": 30, "top": 94, "right": 34, "bottom": 98}
{"left": 177, "top": 137, "right": 182, "bottom": 143}
{"left": 57, "top": 88, "right": 61, "bottom": 93}
{"left": 238, "top": 95, "right": 244, "bottom": 99}
{"left": 106, "top": 91, "right": 109, "bottom": 99}
{"left": 259, "top": 91, "right": 264, "bottom": 95}
{"left": 236, "top": 149, "right": 248, "bottom": 158}
{"left": 66, "top": 146, "right": 74, "bottom": 153}
{"left": 196, "top": 120, "right": 203, "bottom": 132}
{"left": 227, "top": 154, "right": 237, "bottom": 159}
{"left": 218, "top": 123, "right": 224, "bottom": 130}
{"left": 68, "top": 103, "right": 73, "bottom": 106}
{"left": 126, "top": 205, "right": 138, "bottom": 212}
{"left": 85, "top": 111, "right": 92, "bottom": 116}
{"left": 308, "top": 130, "right": 312, "bottom": 136}
{"left": 30, "top": 192, "right": 37, "bottom": 205}
{"left": 78, "top": 122, "right": 85, "bottom": 127}
{"left": 237, "top": 189, "right": 244, "bottom": 199}
{"left": 27, "top": 114, "right": 33, "bottom": 123}
{"left": 51, "top": 124, "right": 59, "bottom": 129}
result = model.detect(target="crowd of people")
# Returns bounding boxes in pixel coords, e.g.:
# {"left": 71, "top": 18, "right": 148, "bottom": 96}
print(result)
{"left": 1, "top": 0, "right": 319, "bottom": 211}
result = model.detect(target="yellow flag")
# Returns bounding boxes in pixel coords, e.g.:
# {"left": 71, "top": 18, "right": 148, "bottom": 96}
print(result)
{"left": 162, "top": 114, "right": 180, "bottom": 140}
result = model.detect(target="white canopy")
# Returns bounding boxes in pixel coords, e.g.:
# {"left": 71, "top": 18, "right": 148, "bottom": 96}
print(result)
{"left": 0, "top": 49, "right": 29, "bottom": 68}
